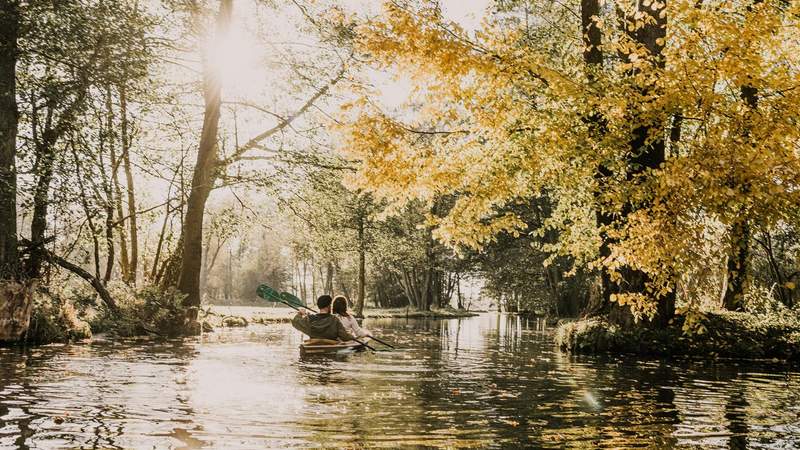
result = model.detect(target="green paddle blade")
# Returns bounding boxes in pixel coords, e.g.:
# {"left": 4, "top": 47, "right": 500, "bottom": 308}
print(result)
{"left": 256, "top": 284, "right": 281, "bottom": 302}
{"left": 279, "top": 292, "right": 305, "bottom": 309}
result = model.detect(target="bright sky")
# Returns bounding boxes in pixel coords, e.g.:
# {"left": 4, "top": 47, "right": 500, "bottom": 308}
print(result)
{"left": 207, "top": 0, "right": 492, "bottom": 107}
{"left": 142, "top": 0, "right": 494, "bottom": 214}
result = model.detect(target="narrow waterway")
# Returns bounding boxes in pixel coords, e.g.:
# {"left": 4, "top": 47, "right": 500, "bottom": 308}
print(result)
{"left": 1, "top": 313, "right": 799, "bottom": 448}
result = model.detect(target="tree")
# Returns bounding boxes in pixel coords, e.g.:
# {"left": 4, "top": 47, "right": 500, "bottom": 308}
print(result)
{"left": 339, "top": 1, "right": 800, "bottom": 326}
{"left": 171, "top": 0, "right": 350, "bottom": 332}
{"left": 0, "top": 0, "right": 155, "bottom": 342}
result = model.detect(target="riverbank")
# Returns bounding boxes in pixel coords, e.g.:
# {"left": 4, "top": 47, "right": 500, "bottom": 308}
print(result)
{"left": 555, "top": 311, "right": 800, "bottom": 362}
{"left": 204, "top": 305, "right": 480, "bottom": 328}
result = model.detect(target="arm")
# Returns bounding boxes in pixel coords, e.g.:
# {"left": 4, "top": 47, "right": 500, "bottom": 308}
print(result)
{"left": 348, "top": 316, "right": 370, "bottom": 338}
{"left": 336, "top": 319, "right": 356, "bottom": 342}
{"left": 291, "top": 312, "right": 311, "bottom": 336}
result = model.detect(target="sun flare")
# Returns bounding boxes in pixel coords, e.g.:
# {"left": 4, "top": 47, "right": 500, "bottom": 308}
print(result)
{"left": 204, "top": 21, "right": 264, "bottom": 98}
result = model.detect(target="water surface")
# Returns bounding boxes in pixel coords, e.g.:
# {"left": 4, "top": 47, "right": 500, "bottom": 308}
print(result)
{"left": 1, "top": 313, "right": 799, "bottom": 448}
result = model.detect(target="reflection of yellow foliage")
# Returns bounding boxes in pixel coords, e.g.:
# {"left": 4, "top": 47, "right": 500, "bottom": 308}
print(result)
{"left": 337, "top": 1, "right": 800, "bottom": 319}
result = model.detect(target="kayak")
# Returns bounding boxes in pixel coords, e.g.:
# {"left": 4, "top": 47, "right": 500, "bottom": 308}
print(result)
{"left": 299, "top": 337, "right": 371, "bottom": 354}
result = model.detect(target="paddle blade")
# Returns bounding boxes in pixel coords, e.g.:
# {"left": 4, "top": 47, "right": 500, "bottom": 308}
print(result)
{"left": 256, "top": 284, "right": 281, "bottom": 302}
{"left": 280, "top": 292, "right": 306, "bottom": 309}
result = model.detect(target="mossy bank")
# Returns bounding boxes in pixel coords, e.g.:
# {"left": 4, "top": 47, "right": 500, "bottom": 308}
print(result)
{"left": 556, "top": 311, "right": 800, "bottom": 361}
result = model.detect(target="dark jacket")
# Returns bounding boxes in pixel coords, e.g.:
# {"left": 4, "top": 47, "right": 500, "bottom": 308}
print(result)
{"left": 291, "top": 312, "right": 356, "bottom": 341}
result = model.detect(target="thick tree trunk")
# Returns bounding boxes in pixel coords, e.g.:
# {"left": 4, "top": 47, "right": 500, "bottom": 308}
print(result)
{"left": 582, "top": 0, "right": 615, "bottom": 316}
{"left": 604, "top": 0, "right": 675, "bottom": 328}
{"left": 0, "top": 0, "right": 19, "bottom": 280}
{"left": 722, "top": 220, "right": 750, "bottom": 311}
{"left": 176, "top": 0, "right": 232, "bottom": 331}
{"left": 0, "top": 281, "right": 35, "bottom": 343}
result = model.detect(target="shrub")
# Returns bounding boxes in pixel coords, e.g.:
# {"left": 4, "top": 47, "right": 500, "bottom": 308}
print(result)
{"left": 556, "top": 311, "right": 800, "bottom": 361}
{"left": 90, "top": 285, "right": 189, "bottom": 338}
{"left": 26, "top": 289, "right": 92, "bottom": 344}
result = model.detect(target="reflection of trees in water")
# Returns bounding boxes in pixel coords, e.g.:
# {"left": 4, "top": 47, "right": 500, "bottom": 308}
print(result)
{"left": 1, "top": 340, "right": 203, "bottom": 449}
{"left": 294, "top": 352, "right": 373, "bottom": 448}
{"left": 0, "top": 348, "right": 39, "bottom": 450}
{"left": 543, "top": 351, "right": 682, "bottom": 448}
{"left": 725, "top": 385, "right": 749, "bottom": 450}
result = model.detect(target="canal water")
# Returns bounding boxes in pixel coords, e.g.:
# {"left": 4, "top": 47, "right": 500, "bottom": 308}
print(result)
{"left": 1, "top": 313, "right": 799, "bottom": 448}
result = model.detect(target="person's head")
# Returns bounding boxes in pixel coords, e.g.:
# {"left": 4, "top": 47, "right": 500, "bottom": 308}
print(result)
{"left": 332, "top": 295, "right": 349, "bottom": 317}
{"left": 316, "top": 295, "right": 333, "bottom": 313}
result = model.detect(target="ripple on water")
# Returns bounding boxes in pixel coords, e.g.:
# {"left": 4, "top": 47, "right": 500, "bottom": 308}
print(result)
{"left": 1, "top": 315, "right": 800, "bottom": 448}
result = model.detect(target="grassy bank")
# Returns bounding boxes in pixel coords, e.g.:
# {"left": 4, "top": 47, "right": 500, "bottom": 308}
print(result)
{"left": 204, "top": 305, "right": 479, "bottom": 328}
{"left": 555, "top": 311, "right": 800, "bottom": 361}
{"left": 363, "top": 307, "right": 479, "bottom": 319}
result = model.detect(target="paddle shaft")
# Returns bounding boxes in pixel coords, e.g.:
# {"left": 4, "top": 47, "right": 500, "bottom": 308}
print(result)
{"left": 366, "top": 335, "right": 395, "bottom": 349}
{"left": 280, "top": 301, "right": 378, "bottom": 352}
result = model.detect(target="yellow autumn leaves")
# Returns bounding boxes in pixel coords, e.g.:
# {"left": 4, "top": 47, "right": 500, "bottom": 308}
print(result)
{"left": 336, "top": 0, "right": 800, "bottom": 317}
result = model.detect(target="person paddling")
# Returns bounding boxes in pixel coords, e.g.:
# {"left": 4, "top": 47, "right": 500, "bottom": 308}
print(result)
{"left": 291, "top": 295, "right": 356, "bottom": 342}
{"left": 332, "top": 295, "right": 370, "bottom": 339}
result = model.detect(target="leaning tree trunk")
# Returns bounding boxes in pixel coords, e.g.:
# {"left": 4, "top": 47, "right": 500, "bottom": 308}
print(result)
{"left": 176, "top": 0, "right": 232, "bottom": 333}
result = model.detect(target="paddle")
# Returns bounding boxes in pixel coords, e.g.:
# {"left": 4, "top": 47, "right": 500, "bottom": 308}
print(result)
{"left": 256, "top": 284, "right": 379, "bottom": 351}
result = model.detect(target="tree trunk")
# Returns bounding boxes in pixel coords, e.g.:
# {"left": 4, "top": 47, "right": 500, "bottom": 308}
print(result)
{"left": 581, "top": 0, "right": 615, "bottom": 318}
{"left": 354, "top": 216, "right": 366, "bottom": 318}
{"left": 324, "top": 261, "right": 334, "bottom": 294}
{"left": 722, "top": 220, "right": 750, "bottom": 311}
{"left": 119, "top": 85, "right": 138, "bottom": 285}
{"left": 176, "top": 0, "right": 232, "bottom": 331}
{"left": 604, "top": 0, "right": 675, "bottom": 328}
{"left": 456, "top": 273, "right": 463, "bottom": 309}
{"left": 27, "top": 126, "right": 57, "bottom": 279}
{"left": 108, "top": 88, "right": 131, "bottom": 283}
{"left": 150, "top": 189, "right": 172, "bottom": 282}
{"left": 0, "top": 0, "right": 20, "bottom": 280}
{"left": 0, "top": 281, "right": 35, "bottom": 343}
{"left": 300, "top": 258, "right": 308, "bottom": 303}
{"left": 71, "top": 146, "right": 102, "bottom": 280}
{"left": 721, "top": 10, "right": 760, "bottom": 309}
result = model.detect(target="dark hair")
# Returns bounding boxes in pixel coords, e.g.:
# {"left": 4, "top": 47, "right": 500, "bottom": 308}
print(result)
{"left": 332, "top": 296, "right": 349, "bottom": 317}
{"left": 317, "top": 295, "right": 333, "bottom": 310}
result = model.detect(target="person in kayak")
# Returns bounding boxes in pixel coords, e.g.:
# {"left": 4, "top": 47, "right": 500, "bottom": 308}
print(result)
{"left": 291, "top": 294, "right": 356, "bottom": 342}
{"left": 332, "top": 295, "right": 370, "bottom": 338}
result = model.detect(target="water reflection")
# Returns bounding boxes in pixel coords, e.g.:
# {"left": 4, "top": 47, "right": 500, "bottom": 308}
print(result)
{"left": 1, "top": 313, "right": 799, "bottom": 448}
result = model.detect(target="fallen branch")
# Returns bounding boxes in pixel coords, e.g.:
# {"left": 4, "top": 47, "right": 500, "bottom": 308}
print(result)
{"left": 20, "top": 238, "right": 119, "bottom": 315}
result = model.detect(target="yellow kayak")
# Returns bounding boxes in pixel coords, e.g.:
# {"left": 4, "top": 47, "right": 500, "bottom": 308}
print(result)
{"left": 299, "top": 337, "right": 371, "bottom": 354}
